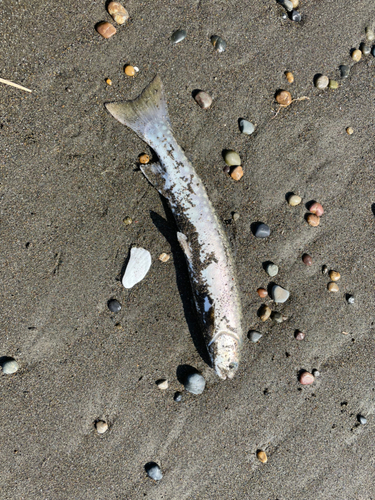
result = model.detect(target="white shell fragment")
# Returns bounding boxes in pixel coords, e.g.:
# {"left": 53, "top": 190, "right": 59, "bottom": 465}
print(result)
{"left": 122, "top": 247, "right": 152, "bottom": 289}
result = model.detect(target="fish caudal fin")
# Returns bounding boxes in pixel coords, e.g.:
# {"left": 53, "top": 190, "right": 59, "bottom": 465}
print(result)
{"left": 105, "top": 75, "right": 171, "bottom": 142}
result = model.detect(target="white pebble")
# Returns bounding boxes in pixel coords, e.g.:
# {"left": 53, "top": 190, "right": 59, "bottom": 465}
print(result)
{"left": 146, "top": 463, "right": 163, "bottom": 481}
{"left": 1, "top": 359, "right": 19, "bottom": 374}
{"left": 95, "top": 420, "right": 108, "bottom": 434}
{"left": 156, "top": 379, "right": 169, "bottom": 390}
{"left": 184, "top": 373, "right": 205, "bottom": 394}
{"left": 248, "top": 331, "right": 262, "bottom": 343}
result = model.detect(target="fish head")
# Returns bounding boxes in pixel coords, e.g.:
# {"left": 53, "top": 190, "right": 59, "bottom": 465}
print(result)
{"left": 209, "top": 332, "right": 240, "bottom": 380}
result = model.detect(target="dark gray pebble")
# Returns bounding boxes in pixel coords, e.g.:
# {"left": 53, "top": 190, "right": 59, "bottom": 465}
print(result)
{"left": 254, "top": 223, "right": 271, "bottom": 238}
{"left": 171, "top": 29, "right": 187, "bottom": 44}
{"left": 340, "top": 65, "right": 350, "bottom": 78}
{"left": 174, "top": 392, "right": 182, "bottom": 402}
{"left": 290, "top": 10, "right": 301, "bottom": 21}
{"left": 108, "top": 299, "right": 122, "bottom": 313}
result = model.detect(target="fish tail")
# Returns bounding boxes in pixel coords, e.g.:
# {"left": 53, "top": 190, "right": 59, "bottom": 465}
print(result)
{"left": 105, "top": 75, "right": 171, "bottom": 142}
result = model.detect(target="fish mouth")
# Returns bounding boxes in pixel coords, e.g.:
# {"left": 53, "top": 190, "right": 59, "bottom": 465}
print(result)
{"left": 214, "top": 361, "right": 239, "bottom": 380}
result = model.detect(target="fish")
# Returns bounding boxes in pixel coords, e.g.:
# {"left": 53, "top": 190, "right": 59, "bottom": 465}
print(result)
{"left": 105, "top": 75, "right": 243, "bottom": 380}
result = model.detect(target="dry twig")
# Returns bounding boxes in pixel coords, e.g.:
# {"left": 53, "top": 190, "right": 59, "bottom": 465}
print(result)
{"left": 0, "top": 78, "right": 32, "bottom": 93}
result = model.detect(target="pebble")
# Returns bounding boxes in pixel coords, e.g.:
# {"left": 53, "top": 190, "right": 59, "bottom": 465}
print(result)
{"left": 259, "top": 304, "right": 272, "bottom": 322}
{"left": 309, "top": 202, "right": 324, "bottom": 216}
{"left": 278, "top": 0, "right": 293, "bottom": 12}
{"left": 372, "top": 46, "right": 375, "bottom": 57}
{"left": 223, "top": 165, "right": 231, "bottom": 174}
{"left": 276, "top": 90, "right": 292, "bottom": 106}
{"left": 312, "top": 369, "right": 320, "bottom": 377}
{"left": 156, "top": 379, "right": 169, "bottom": 390}
{"left": 107, "top": 2, "right": 129, "bottom": 24}
{"left": 299, "top": 371, "right": 315, "bottom": 385}
{"left": 211, "top": 35, "right": 227, "bottom": 53}
{"left": 346, "top": 127, "right": 354, "bottom": 135}
{"left": 106, "top": 78, "right": 112, "bottom": 85}
{"left": 322, "top": 265, "right": 328, "bottom": 275}
{"left": 329, "top": 270, "right": 340, "bottom": 281}
{"left": 290, "top": 0, "right": 299, "bottom": 7}
{"left": 159, "top": 253, "right": 170, "bottom": 262}
{"left": 265, "top": 263, "right": 279, "bottom": 277}
{"left": 96, "top": 22, "right": 116, "bottom": 39}
{"left": 230, "top": 166, "right": 244, "bottom": 181}
{"left": 288, "top": 194, "right": 302, "bottom": 206}
{"left": 124, "top": 65, "right": 136, "bottom": 76}
{"left": 194, "top": 91, "right": 212, "bottom": 109}
{"left": 290, "top": 10, "right": 301, "bottom": 21}
{"left": 329, "top": 79, "right": 339, "bottom": 89}
{"left": 248, "top": 330, "right": 262, "bottom": 343}
{"left": 139, "top": 154, "right": 150, "bottom": 164}
{"left": 271, "top": 285, "right": 290, "bottom": 303}
{"left": 232, "top": 212, "right": 240, "bottom": 221}
{"left": 347, "top": 295, "right": 355, "bottom": 304}
{"left": 257, "top": 288, "right": 268, "bottom": 298}
{"left": 171, "top": 29, "right": 187, "bottom": 44}
{"left": 327, "top": 282, "right": 339, "bottom": 292}
{"left": 315, "top": 75, "right": 329, "bottom": 89}
{"left": 123, "top": 216, "right": 132, "bottom": 225}
{"left": 95, "top": 420, "right": 108, "bottom": 434}
{"left": 107, "top": 298, "right": 122, "bottom": 313}
{"left": 282, "top": 12, "right": 288, "bottom": 19}
{"left": 257, "top": 450, "right": 268, "bottom": 463}
{"left": 366, "top": 27, "right": 375, "bottom": 41}
{"left": 352, "top": 49, "right": 362, "bottom": 62}
{"left": 285, "top": 71, "right": 294, "bottom": 83}
{"left": 145, "top": 463, "right": 163, "bottom": 481}
{"left": 224, "top": 150, "right": 241, "bottom": 166}
{"left": 1, "top": 358, "right": 19, "bottom": 374}
{"left": 295, "top": 331, "right": 305, "bottom": 340}
{"left": 306, "top": 214, "right": 320, "bottom": 227}
{"left": 174, "top": 391, "right": 182, "bottom": 402}
{"left": 184, "top": 373, "right": 205, "bottom": 394}
{"left": 302, "top": 253, "right": 312, "bottom": 266}
{"left": 271, "top": 311, "right": 284, "bottom": 323}
{"left": 359, "top": 415, "right": 367, "bottom": 425}
{"left": 239, "top": 119, "right": 255, "bottom": 135}
{"left": 360, "top": 43, "right": 371, "bottom": 56}
{"left": 340, "top": 65, "right": 350, "bottom": 78}
{"left": 254, "top": 223, "right": 271, "bottom": 238}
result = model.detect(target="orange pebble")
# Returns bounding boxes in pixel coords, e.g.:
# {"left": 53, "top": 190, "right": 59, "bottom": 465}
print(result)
{"left": 275, "top": 90, "right": 292, "bottom": 106}
{"left": 230, "top": 166, "right": 243, "bottom": 181}
{"left": 96, "top": 22, "right": 116, "bottom": 39}
{"left": 257, "top": 288, "right": 268, "bottom": 298}
{"left": 306, "top": 214, "right": 320, "bottom": 227}
{"left": 139, "top": 154, "right": 150, "bottom": 164}
{"left": 124, "top": 65, "right": 136, "bottom": 76}
{"left": 285, "top": 71, "right": 294, "bottom": 83}
{"left": 106, "top": 78, "right": 112, "bottom": 85}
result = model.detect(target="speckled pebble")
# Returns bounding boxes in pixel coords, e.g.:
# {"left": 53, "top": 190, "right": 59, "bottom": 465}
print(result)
{"left": 327, "top": 282, "right": 339, "bottom": 292}
{"left": 302, "top": 254, "right": 313, "bottom": 266}
{"left": 95, "top": 420, "right": 108, "bottom": 434}
{"left": 290, "top": 9, "right": 301, "bottom": 21}
{"left": 248, "top": 330, "right": 262, "bottom": 343}
{"left": 288, "top": 194, "right": 302, "bottom": 206}
{"left": 352, "top": 49, "right": 362, "bottom": 62}
{"left": 107, "top": 298, "right": 122, "bottom": 313}
{"left": 315, "top": 75, "right": 329, "bottom": 89}
{"left": 145, "top": 463, "right": 163, "bottom": 481}
{"left": 239, "top": 119, "right": 255, "bottom": 135}
{"left": 259, "top": 304, "right": 272, "bottom": 322}
{"left": 254, "top": 223, "right": 271, "bottom": 238}
{"left": 194, "top": 91, "right": 212, "bottom": 109}
{"left": 265, "top": 263, "right": 279, "bottom": 277}
{"left": 347, "top": 295, "right": 355, "bottom": 304}
{"left": 299, "top": 371, "right": 315, "bottom": 385}
{"left": 359, "top": 415, "right": 367, "bottom": 425}
{"left": 211, "top": 35, "right": 227, "bottom": 53}
{"left": 271, "top": 285, "right": 290, "bottom": 303}
{"left": 184, "top": 373, "right": 206, "bottom": 394}
{"left": 224, "top": 150, "right": 241, "bottom": 166}
{"left": 174, "top": 392, "right": 182, "bottom": 402}
{"left": 107, "top": 2, "right": 129, "bottom": 24}
{"left": 340, "top": 65, "right": 350, "bottom": 78}
{"left": 360, "top": 42, "right": 371, "bottom": 55}
{"left": 171, "top": 29, "right": 187, "bottom": 44}
{"left": 1, "top": 358, "right": 19, "bottom": 374}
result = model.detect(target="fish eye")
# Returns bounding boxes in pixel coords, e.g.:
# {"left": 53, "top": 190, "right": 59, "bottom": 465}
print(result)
{"left": 228, "top": 362, "right": 238, "bottom": 370}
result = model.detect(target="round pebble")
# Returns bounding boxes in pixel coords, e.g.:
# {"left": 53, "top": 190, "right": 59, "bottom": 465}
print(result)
{"left": 290, "top": 10, "right": 301, "bottom": 21}
{"left": 290, "top": 0, "right": 299, "bottom": 7}
{"left": 366, "top": 27, "right": 375, "bottom": 41}
{"left": 359, "top": 415, "right": 367, "bottom": 425}
{"left": 95, "top": 420, "right": 108, "bottom": 434}
{"left": 340, "top": 65, "right": 350, "bottom": 78}
{"left": 346, "top": 127, "right": 354, "bottom": 135}
{"left": 123, "top": 216, "right": 132, "bottom": 225}
{"left": 329, "top": 270, "right": 340, "bottom": 281}
{"left": 259, "top": 304, "right": 272, "bottom": 322}
{"left": 254, "top": 223, "right": 271, "bottom": 238}
{"left": 124, "top": 65, "right": 136, "bottom": 76}
{"left": 315, "top": 75, "right": 329, "bottom": 89}
{"left": 184, "top": 373, "right": 205, "bottom": 394}
{"left": 312, "top": 369, "right": 320, "bottom": 377}
{"left": 1, "top": 358, "right": 19, "bottom": 374}
{"left": 107, "top": 298, "right": 122, "bottom": 313}
{"left": 295, "top": 331, "right": 305, "bottom": 340}
{"left": 156, "top": 379, "right": 169, "bottom": 390}
{"left": 239, "top": 119, "right": 255, "bottom": 135}
{"left": 107, "top": 2, "right": 129, "bottom": 24}
{"left": 276, "top": 90, "right": 292, "bottom": 106}
{"left": 139, "top": 154, "right": 150, "bottom": 164}
{"left": 309, "top": 202, "right": 324, "bottom": 216}
{"left": 271, "top": 311, "right": 283, "bottom": 323}
{"left": 302, "top": 253, "right": 312, "bottom": 266}
{"left": 248, "top": 330, "right": 262, "bottom": 343}
{"left": 174, "top": 391, "right": 182, "bottom": 402}
{"left": 211, "top": 35, "right": 227, "bottom": 53}
{"left": 257, "top": 450, "right": 268, "bottom": 463}
{"left": 352, "top": 49, "right": 362, "bottom": 62}
{"left": 171, "top": 29, "right": 187, "bottom": 44}
{"left": 285, "top": 71, "right": 294, "bottom": 83}
{"left": 360, "top": 42, "right": 371, "bottom": 56}
{"left": 159, "top": 253, "right": 170, "bottom": 262}
{"left": 230, "top": 166, "right": 244, "bottom": 181}
{"left": 145, "top": 463, "right": 163, "bottom": 481}
{"left": 265, "top": 263, "right": 279, "bottom": 277}
{"left": 257, "top": 288, "right": 268, "bottom": 298}
{"left": 288, "top": 194, "right": 302, "bottom": 206}
{"left": 194, "top": 91, "right": 212, "bottom": 109}
{"left": 327, "top": 282, "right": 339, "bottom": 292}
{"left": 329, "top": 79, "right": 339, "bottom": 89}
{"left": 271, "top": 285, "right": 290, "bottom": 303}
{"left": 322, "top": 265, "right": 328, "bottom": 275}
{"left": 347, "top": 295, "right": 355, "bottom": 304}
{"left": 299, "top": 371, "right": 315, "bottom": 385}
{"left": 224, "top": 150, "right": 241, "bottom": 166}
{"left": 306, "top": 214, "right": 320, "bottom": 227}
{"left": 232, "top": 212, "right": 240, "bottom": 221}
{"left": 96, "top": 22, "right": 116, "bottom": 39}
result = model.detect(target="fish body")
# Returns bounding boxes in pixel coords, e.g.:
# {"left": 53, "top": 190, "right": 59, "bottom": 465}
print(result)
{"left": 106, "top": 76, "right": 243, "bottom": 379}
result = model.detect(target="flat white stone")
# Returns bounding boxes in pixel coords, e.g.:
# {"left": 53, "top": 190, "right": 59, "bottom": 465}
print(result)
{"left": 248, "top": 331, "right": 262, "bottom": 343}
{"left": 1, "top": 359, "right": 19, "bottom": 374}
{"left": 271, "top": 285, "right": 290, "bottom": 303}
{"left": 122, "top": 247, "right": 152, "bottom": 289}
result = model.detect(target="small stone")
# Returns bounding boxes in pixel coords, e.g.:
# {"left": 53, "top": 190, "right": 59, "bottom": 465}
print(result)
{"left": 327, "top": 282, "right": 339, "bottom": 292}
{"left": 290, "top": 9, "right": 301, "bottom": 21}
{"left": 159, "top": 253, "right": 170, "bottom": 263}
{"left": 184, "top": 373, "right": 205, "bottom": 394}
{"left": 271, "top": 311, "right": 283, "bottom": 323}
{"left": 124, "top": 65, "right": 136, "bottom": 76}
{"left": 340, "top": 65, "right": 350, "bottom": 78}
{"left": 211, "top": 35, "right": 227, "bottom": 53}
{"left": 96, "top": 22, "right": 116, "bottom": 39}
{"left": 107, "top": 2, "right": 129, "bottom": 24}
{"left": 360, "top": 42, "right": 371, "bottom": 56}
{"left": 285, "top": 71, "right": 294, "bottom": 83}
{"left": 230, "top": 166, "right": 244, "bottom": 181}
{"left": 365, "top": 27, "right": 375, "bottom": 41}
{"left": 259, "top": 304, "right": 272, "bottom": 322}
{"left": 1, "top": 358, "right": 19, "bottom": 374}
{"left": 276, "top": 90, "right": 292, "bottom": 106}
{"left": 315, "top": 75, "right": 329, "bottom": 89}
{"left": 248, "top": 330, "right": 262, "bottom": 342}
{"left": 282, "top": 12, "right": 288, "bottom": 19}
{"left": 347, "top": 295, "right": 355, "bottom": 304}
{"left": 271, "top": 285, "right": 290, "bottom": 303}
{"left": 156, "top": 379, "right": 169, "bottom": 390}
{"left": 257, "top": 288, "right": 268, "bottom": 298}
{"left": 359, "top": 415, "right": 367, "bottom": 425}
{"left": 372, "top": 46, "right": 375, "bottom": 57}
{"left": 290, "top": 0, "right": 299, "bottom": 7}
{"left": 295, "top": 331, "right": 305, "bottom": 340}
{"left": 106, "top": 78, "right": 112, "bottom": 86}
{"left": 299, "top": 371, "right": 315, "bottom": 385}
{"left": 194, "top": 91, "right": 212, "bottom": 109}
{"left": 223, "top": 165, "right": 231, "bottom": 174}
{"left": 95, "top": 420, "right": 108, "bottom": 434}
{"left": 139, "top": 154, "right": 150, "bottom": 164}
{"left": 329, "top": 79, "right": 339, "bottom": 89}
{"left": 257, "top": 450, "right": 268, "bottom": 463}
{"left": 107, "top": 299, "right": 122, "bottom": 313}
{"left": 306, "top": 214, "right": 320, "bottom": 227}
{"left": 239, "top": 119, "right": 255, "bottom": 135}
{"left": 312, "top": 369, "right": 320, "bottom": 377}
{"left": 224, "top": 150, "right": 241, "bottom": 166}
{"left": 123, "top": 216, "right": 132, "bottom": 225}
{"left": 174, "top": 391, "right": 182, "bottom": 402}
{"left": 309, "top": 202, "right": 324, "bottom": 216}
{"left": 288, "top": 194, "right": 302, "bottom": 206}
{"left": 232, "top": 212, "right": 240, "bottom": 221}
{"left": 329, "top": 270, "right": 340, "bottom": 281}
{"left": 346, "top": 127, "right": 354, "bottom": 135}
{"left": 145, "top": 463, "right": 163, "bottom": 481}
{"left": 322, "top": 265, "right": 328, "bottom": 275}
{"left": 171, "top": 29, "right": 187, "bottom": 44}
{"left": 278, "top": 0, "right": 293, "bottom": 12}
{"left": 254, "top": 223, "right": 271, "bottom": 238}
{"left": 265, "top": 263, "right": 279, "bottom": 277}
{"left": 352, "top": 49, "right": 362, "bottom": 62}
{"left": 302, "top": 254, "right": 312, "bottom": 266}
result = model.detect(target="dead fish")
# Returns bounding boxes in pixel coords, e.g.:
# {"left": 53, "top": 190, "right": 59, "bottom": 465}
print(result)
{"left": 105, "top": 76, "right": 243, "bottom": 380}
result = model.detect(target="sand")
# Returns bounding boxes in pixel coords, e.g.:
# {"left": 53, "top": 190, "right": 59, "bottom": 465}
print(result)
{"left": 1, "top": 0, "right": 375, "bottom": 498}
